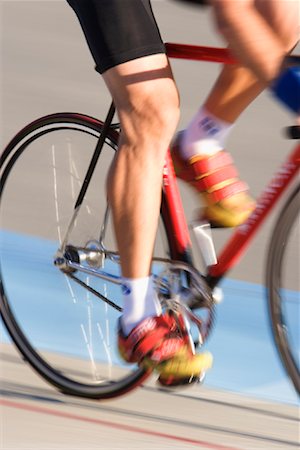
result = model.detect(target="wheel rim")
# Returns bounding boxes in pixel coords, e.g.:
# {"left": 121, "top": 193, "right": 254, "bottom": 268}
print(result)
{"left": 267, "top": 187, "right": 300, "bottom": 394}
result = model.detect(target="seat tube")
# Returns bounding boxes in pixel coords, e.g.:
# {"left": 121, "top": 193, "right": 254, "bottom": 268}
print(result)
{"left": 161, "top": 150, "right": 192, "bottom": 262}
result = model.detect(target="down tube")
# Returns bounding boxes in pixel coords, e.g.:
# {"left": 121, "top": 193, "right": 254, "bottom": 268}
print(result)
{"left": 161, "top": 151, "right": 193, "bottom": 263}
{"left": 207, "top": 144, "right": 300, "bottom": 286}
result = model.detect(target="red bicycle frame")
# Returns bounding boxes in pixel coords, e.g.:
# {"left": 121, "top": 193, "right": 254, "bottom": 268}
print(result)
{"left": 162, "top": 43, "right": 300, "bottom": 287}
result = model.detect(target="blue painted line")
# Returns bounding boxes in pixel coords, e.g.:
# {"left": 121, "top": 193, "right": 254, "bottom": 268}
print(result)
{"left": 0, "top": 230, "right": 299, "bottom": 404}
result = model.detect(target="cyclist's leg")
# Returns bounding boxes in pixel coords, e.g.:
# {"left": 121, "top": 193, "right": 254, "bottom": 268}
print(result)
{"left": 105, "top": 66, "right": 212, "bottom": 378}
{"left": 104, "top": 54, "right": 180, "bottom": 328}
{"left": 66, "top": 0, "right": 175, "bottom": 310}
{"left": 175, "top": 0, "right": 299, "bottom": 227}
{"left": 104, "top": 60, "right": 215, "bottom": 379}
{"left": 204, "top": 0, "right": 299, "bottom": 122}
{"left": 66, "top": 0, "right": 212, "bottom": 379}
{"left": 67, "top": 0, "right": 177, "bottom": 317}
{"left": 104, "top": 56, "right": 179, "bottom": 280}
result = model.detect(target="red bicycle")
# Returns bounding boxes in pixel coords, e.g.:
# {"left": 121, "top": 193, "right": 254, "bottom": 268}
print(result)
{"left": 0, "top": 43, "right": 299, "bottom": 399}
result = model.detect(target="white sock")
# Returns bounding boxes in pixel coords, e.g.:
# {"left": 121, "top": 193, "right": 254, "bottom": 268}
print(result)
{"left": 181, "top": 106, "right": 234, "bottom": 160}
{"left": 121, "top": 276, "right": 162, "bottom": 336}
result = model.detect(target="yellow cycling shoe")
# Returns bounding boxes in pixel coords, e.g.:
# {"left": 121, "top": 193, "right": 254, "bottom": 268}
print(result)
{"left": 155, "top": 349, "right": 213, "bottom": 387}
{"left": 171, "top": 133, "right": 256, "bottom": 228}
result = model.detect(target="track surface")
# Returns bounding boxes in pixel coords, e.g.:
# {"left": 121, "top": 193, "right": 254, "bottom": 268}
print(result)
{"left": 1, "top": 343, "right": 299, "bottom": 450}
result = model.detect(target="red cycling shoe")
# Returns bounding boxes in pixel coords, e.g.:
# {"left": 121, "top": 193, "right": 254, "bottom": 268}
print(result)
{"left": 118, "top": 312, "right": 213, "bottom": 383}
{"left": 171, "top": 132, "right": 255, "bottom": 227}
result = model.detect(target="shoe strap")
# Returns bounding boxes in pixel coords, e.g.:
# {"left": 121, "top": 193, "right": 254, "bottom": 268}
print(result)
{"left": 205, "top": 179, "right": 249, "bottom": 204}
{"left": 193, "top": 165, "right": 238, "bottom": 191}
{"left": 176, "top": 151, "right": 234, "bottom": 183}
{"left": 174, "top": 150, "right": 249, "bottom": 202}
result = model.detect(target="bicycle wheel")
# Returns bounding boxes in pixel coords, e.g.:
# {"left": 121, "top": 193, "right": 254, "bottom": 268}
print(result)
{"left": 266, "top": 184, "right": 300, "bottom": 395}
{"left": 0, "top": 112, "right": 172, "bottom": 399}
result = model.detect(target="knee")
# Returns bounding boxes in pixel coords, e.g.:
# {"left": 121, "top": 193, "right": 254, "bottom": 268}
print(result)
{"left": 120, "top": 83, "right": 180, "bottom": 146}
{"left": 256, "top": 0, "right": 300, "bottom": 52}
{"left": 147, "top": 90, "right": 180, "bottom": 143}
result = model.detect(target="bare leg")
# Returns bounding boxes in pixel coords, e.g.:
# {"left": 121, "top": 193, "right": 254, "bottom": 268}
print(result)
{"left": 103, "top": 54, "right": 179, "bottom": 279}
{"left": 206, "top": 0, "right": 300, "bottom": 122}
{"left": 177, "top": 0, "right": 299, "bottom": 226}
{"left": 205, "top": 64, "right": 262, "bottom": 123}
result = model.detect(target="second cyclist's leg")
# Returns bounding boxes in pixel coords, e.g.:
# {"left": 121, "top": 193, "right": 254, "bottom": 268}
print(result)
{"left": 173, "top": 64, "right": 258, "bottom": 227}
{"left": 173, "top": 0, "right": 299, "bottom": 227}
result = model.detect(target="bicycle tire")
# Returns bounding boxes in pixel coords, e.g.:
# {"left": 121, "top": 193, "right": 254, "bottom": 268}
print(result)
{"left": 0, "top": 112, "right": 175, "bottom": 399}
{"left": 266, "top": 184, "right": 300, "bottom": 395}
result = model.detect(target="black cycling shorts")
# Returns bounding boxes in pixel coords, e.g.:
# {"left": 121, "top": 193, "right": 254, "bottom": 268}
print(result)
{"left": 66, "top": 0, "right": 166, "bottom": 74}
